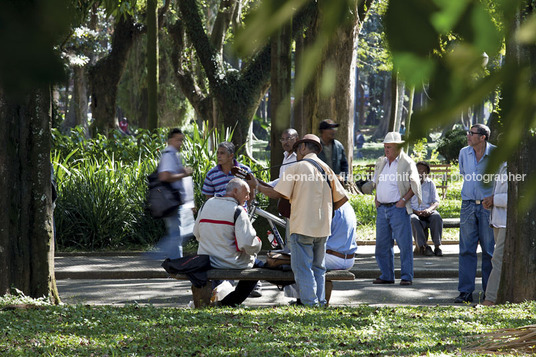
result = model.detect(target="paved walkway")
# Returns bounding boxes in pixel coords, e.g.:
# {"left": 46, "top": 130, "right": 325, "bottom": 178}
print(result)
{"left": 56, "top": 244, "right": 485, "bottom": 307}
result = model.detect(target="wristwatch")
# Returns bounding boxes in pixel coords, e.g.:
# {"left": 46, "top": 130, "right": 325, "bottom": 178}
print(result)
{"left": 401, "top": 197, "right": 406, "bottom": 202}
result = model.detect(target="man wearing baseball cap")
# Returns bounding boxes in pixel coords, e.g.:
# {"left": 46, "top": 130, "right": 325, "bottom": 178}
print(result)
{"left": 317, "top": 119, "right": 349, "bottom": 182}
{"left": 372, "top": 132, "right": 421, "bottom": 286}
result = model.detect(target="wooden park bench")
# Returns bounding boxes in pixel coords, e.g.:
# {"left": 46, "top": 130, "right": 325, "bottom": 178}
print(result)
{"left": 170, "top": 268, "right": 355, "bottom": 308}
{"left": 357, "top": 163, "right": 452, "bottom": 199}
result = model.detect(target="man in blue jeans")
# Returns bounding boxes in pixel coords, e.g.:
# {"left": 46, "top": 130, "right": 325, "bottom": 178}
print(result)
{"left": 252, "top": 134, "right": 348, "bottom": 306}
{"left": 372, "top": 132, "right": 421, "bottom": 286}
{"left": 455, "top": 124, "right": 496, "bottom": 303}
{"left": 152, "top": 128, "right": 194, "bottom": 260}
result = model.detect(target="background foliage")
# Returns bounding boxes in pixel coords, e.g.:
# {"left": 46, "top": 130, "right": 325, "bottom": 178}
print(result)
{"left": 52, "top": 126, "right": 270, "bottom": 250}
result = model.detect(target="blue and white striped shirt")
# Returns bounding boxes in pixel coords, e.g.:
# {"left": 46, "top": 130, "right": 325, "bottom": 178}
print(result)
{"left": 201, "top": 159, "right": 251, "bottom": 197}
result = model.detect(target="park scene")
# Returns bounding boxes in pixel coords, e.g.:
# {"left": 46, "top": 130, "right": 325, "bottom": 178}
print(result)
{"left": 1, "top": 0, "right": 536, "bottom": 355}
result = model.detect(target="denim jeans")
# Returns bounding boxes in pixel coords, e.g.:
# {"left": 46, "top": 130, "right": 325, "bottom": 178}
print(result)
{"left": 458, "top": 201, "right": 495, "bottom": 294}
{"left": 375, "top": 205, "right": 414, "bottom": 281}
{"left": 148, "top": 205, "right": 194, "bottom": 260}
{"left": 289, "top": 233, "right": 327, "bottom": 306}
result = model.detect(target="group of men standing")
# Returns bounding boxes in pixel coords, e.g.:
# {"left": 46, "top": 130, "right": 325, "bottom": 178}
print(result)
{"left": 155, "top": 119, "right": 507, "bottom": 307}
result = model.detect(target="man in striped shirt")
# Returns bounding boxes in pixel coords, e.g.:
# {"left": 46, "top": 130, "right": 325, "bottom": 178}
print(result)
{"left": 202, "top": 142, "right": 251, "bottom": 199}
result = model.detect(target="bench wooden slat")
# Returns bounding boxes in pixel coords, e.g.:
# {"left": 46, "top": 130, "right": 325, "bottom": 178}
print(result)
{"left": 174, "top": 268, "right": 355, "bottom": 308}
{"left": 171, "top": 268, "right": 355, "bottom": 282}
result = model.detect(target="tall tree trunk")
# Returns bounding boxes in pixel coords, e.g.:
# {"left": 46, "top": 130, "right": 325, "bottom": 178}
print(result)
{"left": 62, "top": 66, "right": 89, "bottom": 133}
{"left": 147, "top": 0, "right": 159, "bottom": 130}
{"left": 388, "top": 70, "right": 399, "bottom": 132}
{"left": 405, "top": 86, "right": 415, "bottom": 138}
{"left": 270, "top": 22, "right": 292, "bottom": 180}
{"left": 89, "top": 15, "right": 141, "bottom": 137}
{"left": 373, "top": 74, "right": 391, "bottom": 140}
{"left": 293, "top": 5, "right": 320, "bottom": 137}
{"left": 497, "top": 1, "right": 536, "bottom": 303}
{"left": 0, "top": 88, "right": 60, "bottom": 303}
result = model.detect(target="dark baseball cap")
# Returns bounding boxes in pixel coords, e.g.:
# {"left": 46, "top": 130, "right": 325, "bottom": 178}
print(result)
{"left": 319, "top": 119, "right": 339, "bottom": 130}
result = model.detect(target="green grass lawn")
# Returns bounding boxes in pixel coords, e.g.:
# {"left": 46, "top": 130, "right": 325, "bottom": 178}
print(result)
{"left": 1, "top": 295, "right": 534, "bottom": 356}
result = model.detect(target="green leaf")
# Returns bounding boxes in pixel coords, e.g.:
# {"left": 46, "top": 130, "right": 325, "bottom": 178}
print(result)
{"left": 431, "top": 0, "right": 471, "bottom": 34}
{"left": 392, "top": 52, "right": 436, "bottom": 87}
{"left": 384, "top": 0, "right": 441, "bottom": 57}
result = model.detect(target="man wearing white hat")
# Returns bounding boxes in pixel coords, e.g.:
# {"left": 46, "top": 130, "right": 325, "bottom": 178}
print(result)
{"left": 372, "top": 132, "right": 421, "bottom": 285}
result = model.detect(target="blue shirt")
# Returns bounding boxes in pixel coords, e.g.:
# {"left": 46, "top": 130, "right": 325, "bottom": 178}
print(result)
{"left": 158, "top": 146, "right": 186, "bottom": 198}
{"left": 410, "top": 178, "right": 439, "bottom": 211}
{"left": 326, "top": 202, "right": 358, "bottom": 255}
{"left": 202, "top": 159, "right": 251, "bottom": 197}
{"left": 459, "top": 142, "right": 496, "bottom": 200}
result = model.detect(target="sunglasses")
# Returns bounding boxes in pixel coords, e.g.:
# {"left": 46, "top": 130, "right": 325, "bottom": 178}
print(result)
{"left": 467, "top": 131, "right": 482, "bottom": 136}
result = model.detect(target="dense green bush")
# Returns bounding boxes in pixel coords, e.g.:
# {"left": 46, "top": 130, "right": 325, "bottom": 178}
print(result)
{"left": 437, "top": 129, "right": 467, "bottom": 163}
{"left": 349, "top": 194, "right": 376, "bottom": 225}
{"left": 52, "top": 126, "right": 270, "bottom": 251}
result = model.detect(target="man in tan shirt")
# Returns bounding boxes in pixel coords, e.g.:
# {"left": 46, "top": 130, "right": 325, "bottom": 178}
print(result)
{"left": 251, "top": 134, "right": 348, "bottom": 306}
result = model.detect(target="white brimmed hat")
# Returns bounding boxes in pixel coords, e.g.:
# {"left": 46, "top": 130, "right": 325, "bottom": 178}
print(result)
{"left": 383, "top": 132, "right": 404, "bottom": 144}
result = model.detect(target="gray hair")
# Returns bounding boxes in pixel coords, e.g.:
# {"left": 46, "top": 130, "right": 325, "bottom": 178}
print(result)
{"left": 226, "top": 178, "right": 246, "bottom": 194}
{"left": 283, "top": 128, "right": 298, "bottom": 138}
{"left": 218, "top": 141, "right": 235, "bottom": 155}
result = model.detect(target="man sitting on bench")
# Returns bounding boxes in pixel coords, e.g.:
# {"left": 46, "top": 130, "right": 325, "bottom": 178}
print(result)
{"left": 194, "top": 178, "right": 262, "bottom": 307}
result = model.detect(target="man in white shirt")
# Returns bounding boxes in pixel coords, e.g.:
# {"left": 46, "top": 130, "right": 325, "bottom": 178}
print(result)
{"left": 372, "top": 132, "right": 421, "bottom": 286}
{"left": 410, "top": 161, "right": 443, "bottom": 257}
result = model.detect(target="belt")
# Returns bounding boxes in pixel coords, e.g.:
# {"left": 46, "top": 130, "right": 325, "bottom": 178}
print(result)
{"left": 326, "top": 249, "right": 355, "bottom": 259}
{"left": 465, "top": 200, "right": 483, "bottom": 205}
{"left": 380, "top": 202, "right": 398, "bottom": 207}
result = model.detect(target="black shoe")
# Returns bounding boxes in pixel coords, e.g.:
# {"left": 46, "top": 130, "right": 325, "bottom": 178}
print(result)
{"left": 289, "top": 299, "right": 303, "bottom": 306}
{"left": 400, "top": 280, "right": 412, "bottom": 286}
{"left": 424, "top": 246, "right": 434, "bottom": 256}
{"left": 454, "top": 292, "right": 473, "bottom": 303}
{"left": 372, "top": 278, "right": 395, "bottom": 284}
{"left": 434, "top": 247, "right": 443, "bottom": 256}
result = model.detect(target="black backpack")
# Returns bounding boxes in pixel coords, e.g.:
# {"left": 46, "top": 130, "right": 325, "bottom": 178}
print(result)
{"left": 146, "top": 170, "right": 183, "bottom": 219}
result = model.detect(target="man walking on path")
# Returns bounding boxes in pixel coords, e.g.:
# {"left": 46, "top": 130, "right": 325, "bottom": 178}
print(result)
{"left": 372, "top": 132, "right": 421, "bottom": 286}
{"left": 153, "top": 128, "right": 194, "bottom": 260}
{"left": 251, "top": 134, "right": 348, "bottom": 306}
{"left": 455, "top": 124, "right": 496, "bottom": 303}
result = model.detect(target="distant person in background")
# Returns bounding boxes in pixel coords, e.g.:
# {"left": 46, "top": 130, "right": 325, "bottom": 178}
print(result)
{"left": 118, "top": 117, "right": 131, "bottom": 135}
{"left": 317, "top": 119, "right": 349, "bottom": 183}
{"left": 410, "top": 161, "right": 444, "bottom": 257}
{"left": 355, "top": 129, "right": 365, "bottom": 159}
{"left": 399, "top": 124, "right": 406, "bottom": 137}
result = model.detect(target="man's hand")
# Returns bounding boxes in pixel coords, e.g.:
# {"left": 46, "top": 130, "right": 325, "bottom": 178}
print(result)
{"left": 482, "top": 195, "right": 494, "bottom": 210}
{"left": 245, "top": 176, "right": 258, "bottom": 192}
{"left": 184, "top": 167, "right": 193, "bottom": 176}
{"left": 395, "top": 199, "right": 406, "bottom": 208}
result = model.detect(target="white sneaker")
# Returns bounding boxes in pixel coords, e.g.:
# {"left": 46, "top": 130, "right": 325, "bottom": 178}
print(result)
{"left": 249, "top": 281, "right": 262, "bottom": 298}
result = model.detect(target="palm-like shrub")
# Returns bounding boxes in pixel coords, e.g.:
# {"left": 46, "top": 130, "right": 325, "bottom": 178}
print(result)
{"left": 52, "top": 125, "right": 271, "bottom": 251}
